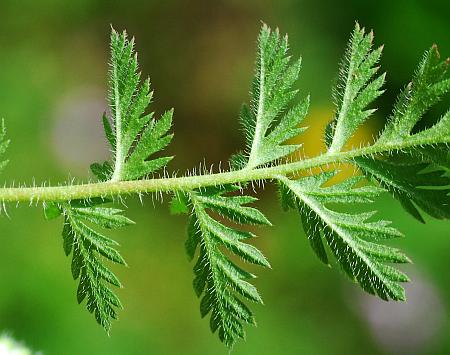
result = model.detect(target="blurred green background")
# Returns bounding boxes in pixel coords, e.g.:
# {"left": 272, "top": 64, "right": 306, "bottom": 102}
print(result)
{"left": 0, "top": 1, "right": 449, "bottom": 354}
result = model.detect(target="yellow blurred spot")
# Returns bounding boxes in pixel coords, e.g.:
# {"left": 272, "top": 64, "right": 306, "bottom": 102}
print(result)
{"left": 287, "top": 106, "right": 382, "bottom": 182}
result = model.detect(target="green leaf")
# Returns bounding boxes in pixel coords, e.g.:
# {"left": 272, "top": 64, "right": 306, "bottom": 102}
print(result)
{"left": 94, "top": 28, "right": 174, "bottom": 182}
{"left": 328, "top": 23, "right": 385, "bottom": 153}
{"left": 379, "top": 45, "right": 450, "bottom": 143}
{"left": 237, "top": 24, "right": 309, "bottom": 169}
{"left": 194, "top": 194, "right": 271, "bottom": 225}
{"left": 353, "top": 45, "right": 450, "bottom": 222}
{"left": 169, "top": 192, "right": 190, "bottom": 215}
{"left": 229, "top": 151, "right": 248, "bottom": 171}
{"left": 186, "top": 187, "right": 270, "bottom": 348}
{"left": 6, "top": 21, "right": 450, "bottom": 350}
{"left": 58, "top": 199, "right": 133, "bottom": 333}
{"left": 90, "top": 161, "right": 113, "bottom": 182}
{"left": 122, "top": 109, "right": 174, "bottom": 180}
{"left": 356, "top": 152, "right": 450, "bottom": 222}
{"left": 278, "top": 173, "right": 410, "bottom": 301}
{"left": 44, "top": 202, "right": 62, "bottom": 220}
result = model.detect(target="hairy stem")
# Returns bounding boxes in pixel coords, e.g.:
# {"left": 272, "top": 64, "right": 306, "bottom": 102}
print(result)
{"left": 0, "top": 135, "right": 446, "bottom": 203}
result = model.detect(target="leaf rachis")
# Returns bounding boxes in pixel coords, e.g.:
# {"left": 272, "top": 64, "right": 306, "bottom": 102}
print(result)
{"left": 0, "top": 22, "right": 448, "bottom": 348}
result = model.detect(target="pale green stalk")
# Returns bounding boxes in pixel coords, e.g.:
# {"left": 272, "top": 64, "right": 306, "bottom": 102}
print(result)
{"left": 0, "top": 134, "right": 446, "bottom": 203}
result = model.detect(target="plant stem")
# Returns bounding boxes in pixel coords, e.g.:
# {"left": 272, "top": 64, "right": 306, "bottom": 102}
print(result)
{"left": 0, "top": 135, "right": 446, "bottom": 203}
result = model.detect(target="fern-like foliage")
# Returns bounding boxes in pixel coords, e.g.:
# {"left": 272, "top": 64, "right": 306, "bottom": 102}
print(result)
{"left": 184, "top": 186, "right": 271, "bottom": 347}
{"left": 324, "top": 24, "right": 450, "bottom": 222}
{"left": 278, "top": 173, "right": 410, "bottom": 300}
{"left": 356, "top": 153, "right": 450, "bottom": 222}
{"left": 354, "top": 41, "right": 450, "bottom": 222}
{"left": 45, "top": 199, "right": 133, "bottom": 332}
{"left": 234, "top": 24, "right": 309, "bottom": 170}
{"left": 327, "top": 23, "right": 385, "bottom": 153}
{"left": 92, "top": 28, "right": 174, "bottom": 182}
{"left": 0, "top": 22, "right": 448, "bottom": 349}
{"left": 378, "top": 45, "right": 450, "bottom": 144}
{"left": 48, "top": 27, "right": 164, "bottom": 333}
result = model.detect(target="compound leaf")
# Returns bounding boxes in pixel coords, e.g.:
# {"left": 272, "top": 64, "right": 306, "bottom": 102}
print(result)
{"left": 356, "top": 152, "right": 450, "bottom": 222}
{"left": 93, "top": 29, "right": 174, "bottom": 182}
{"left": 278, "top": 173, "right": 410, "bottom": 301}
{"left": 354, "top": 45, "right": 450, "bottom": 221}
{"left": 237, "top": 24, "right": 309, "bottom": 169}
{"left": 186, "top": 187, "right": 270, "bottom": 348}
{"left": 379, "top": 45, "right": 450, "bottom": 143}
{"left": 328, "top": 23, "right": 385, "bottom": 152}
{"left": 56, "top": 200, "right": 133, "bottom": 333}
